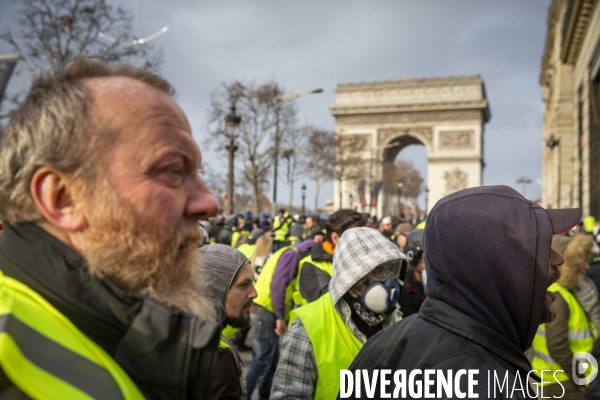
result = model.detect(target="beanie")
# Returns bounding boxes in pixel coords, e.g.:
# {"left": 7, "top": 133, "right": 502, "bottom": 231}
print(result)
{"left": 199, "top": 244, "right": 249, "bottom": 319}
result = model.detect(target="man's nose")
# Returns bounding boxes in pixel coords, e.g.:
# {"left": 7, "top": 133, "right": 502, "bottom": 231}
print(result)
{"left": 186, "top": 176, "right": 220, "bottom": 220}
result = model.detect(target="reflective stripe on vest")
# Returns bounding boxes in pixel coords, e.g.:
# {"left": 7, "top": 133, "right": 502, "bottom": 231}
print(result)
{"left": 291, "top": 293, "right": 362, "bottom": 400}
{"left": 0, "top": 270, "right": 144, "bottom": 399}
{"left": 293, "top": 255, "right": 332, "bottom": 306}
{"left": 253, "top": 246, "right": 299, "bottom": 319}
{"left": 532, "top": 283, "right": 597, "bottom": 386}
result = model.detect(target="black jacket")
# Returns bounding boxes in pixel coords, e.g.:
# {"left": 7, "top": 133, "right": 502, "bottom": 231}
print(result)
{"left": 0, "top": 223, "right": 220, "bottom": 399}
{"left": 298, "top": 242, "right": 334, "bottom": 303}
{"left": 343, "top": 298, "right": 538, "bottom": 399}
{"left": 399, "top": 266, "right": 425, "bottom": 317}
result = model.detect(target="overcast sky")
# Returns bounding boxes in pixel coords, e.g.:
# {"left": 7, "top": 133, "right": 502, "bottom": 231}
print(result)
{"left": 1, "top": 0, "right": 552, "bottom": 212}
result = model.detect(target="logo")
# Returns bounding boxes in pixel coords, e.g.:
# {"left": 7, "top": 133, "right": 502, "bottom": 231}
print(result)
{"left": 572, "top": 351, "right": 598, "bottom": 385}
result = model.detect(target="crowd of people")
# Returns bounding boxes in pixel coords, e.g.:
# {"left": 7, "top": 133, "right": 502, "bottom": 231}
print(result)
{"left": 1, "top": 58, "right": 600, "bottom": 400}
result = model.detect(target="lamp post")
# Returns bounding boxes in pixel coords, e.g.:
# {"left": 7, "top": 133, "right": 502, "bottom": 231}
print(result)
{"left": 225, "top": 105, "right": 241, "bottom": 216}
{"left": 301, "top": 183, "right": 307, "bottom": 216}
{"left": 271, "top": 88, "right": 323, "bottom": 217}
{"left": 396, "top": 182, "right": 404, "bottom": 216}
{"left": 517, "top": 176, "right": 532, "bottom": 198}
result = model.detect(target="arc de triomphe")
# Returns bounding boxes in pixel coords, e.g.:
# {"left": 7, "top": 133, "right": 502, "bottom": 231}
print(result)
{"left": 329, "top": 76, "right": 490, "bottom": 217}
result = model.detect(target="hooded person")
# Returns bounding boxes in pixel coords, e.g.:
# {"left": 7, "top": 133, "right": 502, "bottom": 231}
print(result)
{"left": 533, "top": 233, "right": 598, "bottom": 399}
{"left": 270, "top": 227, "right": 407, "bottom": 400}
{"left": 200, "top": 245, "right": 258, "bottom": 400}
{"left": 293, "top": 209, "right": 367, "bottom": 306}
{"left": 343, "top": 185, "right": 582, "bottom": 399}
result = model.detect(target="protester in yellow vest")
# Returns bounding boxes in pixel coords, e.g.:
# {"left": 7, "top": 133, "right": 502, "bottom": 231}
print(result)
{"left": 272, "top": 209, "right": 293, "bottom": 251}
{"left": 246, "top": 238, "right": 315, "bottom": 399}
{"left": 200, "top": 245, "right": 258, "bottom": 400}
{"left": 533, "top": 233, "right": 597, "bottom": 399}
{"left": 0, "top": 58, "right": 222, "bottom": 398}
{"left": 231, "top": 221, "right": 252, "bottom": 248}
{"left": 271, "top": 227, "right": 407, "bottom": 400}
{"left": 236, "top": 228, "right": 266, "bottom": 259}
{"left": 294, "top": 209, "right": 367, "bottom": 306}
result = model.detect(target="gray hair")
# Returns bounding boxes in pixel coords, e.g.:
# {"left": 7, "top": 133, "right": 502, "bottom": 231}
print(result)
{"left": 0, "top": 58, "right": 174, "bottom": 223}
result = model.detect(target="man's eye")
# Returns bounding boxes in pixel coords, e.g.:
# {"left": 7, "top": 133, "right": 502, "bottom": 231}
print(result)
{"left": 168, "top": 166, "right": 184, "bottom": 175}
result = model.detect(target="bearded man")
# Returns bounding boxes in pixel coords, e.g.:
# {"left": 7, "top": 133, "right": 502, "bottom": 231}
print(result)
{"left": 344, "top": 185, "right": 581, "bottom": 399}
{"left": 0, "top": 58, "right": 220, "bottom": 399}
{"left": 201, "top": 244, "right": 258, "bottom": 400}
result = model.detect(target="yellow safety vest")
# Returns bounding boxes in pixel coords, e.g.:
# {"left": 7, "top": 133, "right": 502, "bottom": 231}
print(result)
{"left": 237, "top": 243, "right": 255, "bottom": 259}
{"left": 231, "top": 230, "right": 240, "bottom": 247}
{"left": 221, "top": 325, "right": 239, "bottom": 340}
{"left": 0, "top": 270, "right": 145, "bottom": 400}
{"left": 291, "top": 293, "right": 362, "bottom": 400}
{"left": 253, "top": 246, "right": 298, "bottom": 320}
{"left": 273, "top": 216, "right": 291, "bottom": 242}
{"left": 532, "top": 282, "right": 597, "bottom": 385}
{"left": 292, "top": 255, "right": 332, "bottom": 306}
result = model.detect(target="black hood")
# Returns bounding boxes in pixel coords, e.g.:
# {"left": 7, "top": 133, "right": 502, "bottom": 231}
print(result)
{"left": 424, "top": 185, "right": 554, "bottom": 351}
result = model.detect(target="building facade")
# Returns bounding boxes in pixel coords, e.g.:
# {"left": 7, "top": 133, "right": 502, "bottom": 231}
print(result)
{"left": 541, "top": 0, "right": 600, "bottom": 218}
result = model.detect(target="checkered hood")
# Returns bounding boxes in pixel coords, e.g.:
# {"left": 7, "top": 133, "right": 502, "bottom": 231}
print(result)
{"left": 329, "top": 227, "right": 406, "bottom": 305}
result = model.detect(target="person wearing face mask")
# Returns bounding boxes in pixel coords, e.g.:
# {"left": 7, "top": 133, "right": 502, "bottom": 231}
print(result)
{"left": 270, "top": 227, "right": 406, "bottom": 400}
{"left": 344, "top": 185, "right": 582, "bottom": 399}
{"left": 399, "top": 229, "right": 426, "bottom": 317}
{"left": 293, "top": 209, "right": 367, "bottom": 306}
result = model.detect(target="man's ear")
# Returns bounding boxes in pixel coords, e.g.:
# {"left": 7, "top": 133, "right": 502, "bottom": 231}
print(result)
{"left": 30, "top": 167, "right": 86, "bottom": 231}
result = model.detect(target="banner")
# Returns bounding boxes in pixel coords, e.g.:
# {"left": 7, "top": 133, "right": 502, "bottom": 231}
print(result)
{"left": 358, "top": 180, "right": 367, "bottom": 207}
{"left": 370, "top": 180, "right": 383, "bottom": 208}
{"left": 0, "top": 55, "right": 19, "bottom": 101}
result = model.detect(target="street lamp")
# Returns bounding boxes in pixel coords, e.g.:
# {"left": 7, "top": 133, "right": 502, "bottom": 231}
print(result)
{"left": 301, "top": 183, "right": 307, "bottom": 216}
{"left": 225, "top": 105, "right": 241, "bottom": 215}
{"left": 271, "top": 88, "right": 323, "bottom": 217}
{"left": 397, "top": 182, "right": 404, "bottom": 216}
{"left": 517, "top": 176, "right": 532, "bottom": 198}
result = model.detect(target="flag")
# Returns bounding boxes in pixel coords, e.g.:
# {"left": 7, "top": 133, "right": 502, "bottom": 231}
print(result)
{"left": 358, "top": 180, "right": 367, "bottom": 207}
{"left": 370, "top": 180, "right": 384, "bottom": 208}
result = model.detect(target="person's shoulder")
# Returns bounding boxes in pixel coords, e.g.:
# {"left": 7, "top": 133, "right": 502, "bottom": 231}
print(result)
{"left": 350, "top": 313, "right": 494, "bottom": 371}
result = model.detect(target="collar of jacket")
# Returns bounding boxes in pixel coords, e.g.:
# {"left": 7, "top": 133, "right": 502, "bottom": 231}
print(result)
{"left": 0, "top": 223, "right": 220, "bottom": 398}
{"left": 418, "top": 297, "right": 537, "bottom": 380}
{"left": 310, "top": 242, "right": 334, "bottom": 261}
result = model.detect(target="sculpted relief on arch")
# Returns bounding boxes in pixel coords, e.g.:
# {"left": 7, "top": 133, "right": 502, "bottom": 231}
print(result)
{"left": 377, "top": 127, "right": 433, "bottom": 147}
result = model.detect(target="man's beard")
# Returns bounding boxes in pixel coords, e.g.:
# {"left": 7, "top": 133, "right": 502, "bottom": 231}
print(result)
{"left": 541, "top": 302, "right": 556, "bottom": 324}
{"left": 78, "top": 183, "right": 216, "bottom": 321}
{"left": 541, "top": 265, "right": 561, "bottom": 324}
{"left": 225, "top": 313, "right": 251, "bottom": 329}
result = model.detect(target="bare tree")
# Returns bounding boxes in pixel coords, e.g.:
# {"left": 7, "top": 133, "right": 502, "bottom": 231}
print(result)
{"left": 1, "top": 0, "right": 162, "bottom": 77}
{"left": 304, "top": 127, "right": 335, "bottom": 213}
{"left": 200, "top": 164, "right": 227, "bottom": 211}
{"left": 0, "top": 0, "right": 163, "bottom": 122}
{"left": 282, "top": 126, "right": 308, "bottom": 208}
{"left": 334, "top": 134, "right": 368, "bottom": 208}
{"left": 383, "top": 159, "right": 423, "bottom": 215}
{"left": 207, "top": 80, "right": 297, "bottom": 216}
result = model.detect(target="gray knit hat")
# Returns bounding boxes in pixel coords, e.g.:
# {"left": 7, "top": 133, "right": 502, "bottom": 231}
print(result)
{"left": 199, "top": 244, "right": 250, "bottom": 319}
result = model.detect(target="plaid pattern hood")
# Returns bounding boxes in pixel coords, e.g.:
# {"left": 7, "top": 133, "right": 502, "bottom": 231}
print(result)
{"left": 329, "top": 227, "right": 406, "bottom": 305}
